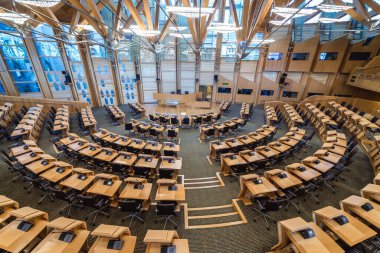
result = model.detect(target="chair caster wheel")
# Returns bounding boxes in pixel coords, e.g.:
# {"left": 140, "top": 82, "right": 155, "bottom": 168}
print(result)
{"left": 85, "top": 217, "right": 88, "bottom": 221}
{"left": 297, "top": 211, "right": 301, "bottom": 214}
{"left": 333, "top": 191, "right": 336, "bottom": 194}
{"left": 92, "top": 223, "right": 96, "bottom": 226}
{"left": 175, "top": 226, "right": 177, "bottom": 229}
{"left": 67, "top": 215, "right": 71, "bottom": 218}
{"left": 155, "top": 221, "right": 157, "bottom": 224}
{"left": 253, "top": 219, "right": 256, "bottom": 222}
{"left": 266, "top": 228, "right": 270, "bottom": 231}
{"left": 59, "top": 211, "right": 62, "bottom": 214}
{"left": 273, "top": 221, "right": 276, "bottom": 224}
{"left": 121, "top": 219, "right": 125, "bottom": 222}
{"left": 316, "top": 202, "right": 320, "bottom": 205}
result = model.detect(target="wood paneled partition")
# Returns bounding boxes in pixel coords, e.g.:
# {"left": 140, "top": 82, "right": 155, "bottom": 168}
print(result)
{"left": 0, "top": 96, "right": 89, "bottom": 112}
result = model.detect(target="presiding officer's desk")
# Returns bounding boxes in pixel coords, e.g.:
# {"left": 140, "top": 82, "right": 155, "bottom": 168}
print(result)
{"left": 340, "top": 195, "right": 380, "bottom": 229}
{"left": 31, "top": 217, "right": 90, "bottom": 253}
{"left": 0, "top": 195, "right": 19, "bottom": 225}
{"left": 153, "top": 92, "right": 211, "bottom": 109}
{"left": 0, "top": 207, "right": 49, "bottom": 253}
{"left": 144, "top": 229, "right": 189, "bottom": 253}
{"left": 270, "top": 217, "right": 344, "bottom": 253}
{"left": 312, "top": 206, "right": 377, "bottom": 247}
{"left": 89, "top": 224, "right": 137, "bottom": 253}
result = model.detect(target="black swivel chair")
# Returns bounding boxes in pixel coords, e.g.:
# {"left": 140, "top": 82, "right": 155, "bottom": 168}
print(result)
{"left": 229, "top": 164, "right": 249, "bottom": 182}
{"left": 77, "top": 195, "right": 110, "bottom": 226}
{"left": 119, "top": 199, "right": 144, "bottom": 227}
{"left": 171, "top": 117, "right": 179, "bottom": 127}
{"left": 167, "top": 129, "right": 177, "bottom": 142}
{"left": 125, "top": 122, "right": 134, "bottom": 135}
{"left": 205, "top": 128, "right": 215, "bottom": 141}
{"left": 155, "top": 201, "right": 178, "bottom": 229}
{"left": 48, "top": 187, "right": 78, "bottom": 217}
{"left": 252, "top": 198, "right": 285, "bottom": 230}
{"left": 159, "top": 169, "right": 174, "bottom": 179}
{"left": 149, "top": 128, "right": 159, "bottom": 140}
{"left": 181, "top": 117, "right": 190, "bottom": 128}
{"left": 133, "top": 167, "right": 151, "bottom": 178}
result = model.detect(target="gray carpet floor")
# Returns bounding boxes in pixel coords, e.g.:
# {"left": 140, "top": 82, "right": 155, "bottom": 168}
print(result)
{"left": 0, "top": 104, "right": 375, "bottom": 253}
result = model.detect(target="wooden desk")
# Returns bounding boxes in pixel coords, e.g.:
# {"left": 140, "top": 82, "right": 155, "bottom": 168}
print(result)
{"left": 155, "top": 183, "right": 185, "bottom": 202}
{"left": 238, "top": 174, "right": 278, "bottom": 205}
{"left": 162, "top": 143, "right": 180, "bottom": 154}
{"left": 144, "top": 230, "right": 189, "bottom": 253}
{"left": 374, "top": 173, "right": 380, "bottom": 185}
{"left": 87, "top": 177, "right": 122, "bottom": 198}
{"left": 313, "top": 206, "right": 376, "bottom": 247}
{"left": 278, "top": 137, "right": 299, "bottom": 147}
{"left": 89, "top": 224, "right": 136, "bottom": 253}
{"left": 26, "top": 159, "right": 56, "bottom": 175}
{"left": 134, "top": 156, "right": 159, "bottom": 176}
{"left": 102, "top": 134, "right": 120, "bottom": 143}
{"left": 0, "top": 195, "right": 19, "bottom": 224}
{"left": 94, "top": 150, "right": 118, "bottom": 162}
{"left": 209, "top": 141, "right": 230, "bottom": 159}
{"left": 265, "top": 169, "right": 303, "bottom": 190}
{"left": 128, "top": 140, "right": 146, "bottom": 151}
{"left": 302, "top": 157, "right": 334, "bottom": 173}
{"left": 248, "top": 132, "right": 266, "bottom": 141}
{"left": 239, "top": 150, "right": 266, "bottom": 164}
{"left": 113, "top": 153, "right": 138, "bottom": 167}
{"left": 256, "top": 146, "right": 280, "bottom": 158}
{"left": 220, "top": 153, "right": 248, "bottom": 176}
{"left": 67, "top": 141, "right": 89, "bottom": 152}
{"left": 79, "top": 145, "right": 103, "bottom": 157}
{"left": 60, "top": 168, "right": 96, "bottom": 191}
{"left": 59, "top": 135, "right": 79, "bottom": 145}
{"left": 361, "top": 184, "right": 380, "bottom": 203}
{"left": 321, "top": 143, "right": 346, "bottom": 156}
{"left": 144, "top": 142, "right": 163, "bottom": 155}
{"left": 0, "top": 207, "right": 48, "bottom": 253}
{"left": 271, "top": 217, "right": 344, "bottom": 253}
{"left": 269, "top": 142, "right": 291, "bottom": 153}
{"left": 340, "top": 195, "right": 380, "bottom": 229}
{"left": 32, "top": 217, "right": 90, "bottom": 253}
{"left": 314, "top": 150, "right": 342, "bottom": 164}
{"left": 286, "top": 163, "right": 321, "bottom": 182}
{"left": 11, "top": 145, "right": 43, "bottom": 157}
{"left": 119, "top": 179, "right": 152, "bottom": 210}
{"left": 114, "top": 137, "right": 132, "bottom": 147}
{"left": 40, "top": 167, "right": 72, "bottom": 183}
{"left": 16, "top": 151, "right": 42, "bottom": 165}
{"left": 237, "top": 135, "right": 256, "bottom": 146}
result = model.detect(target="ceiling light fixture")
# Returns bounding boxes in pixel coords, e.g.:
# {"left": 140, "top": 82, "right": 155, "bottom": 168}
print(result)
{"left": 169, "top": 33, "right": 192, "bottom": 38}
{"left": 123, "top": 26, "right": 160, "bottom": 37}
{"left": 169, "top": 26, "right": 187, "bottom": 31}
{"left": 271, "top": 7, "right": 317, "bottom": 18}
{"left": 208, "top": 23, "right": 242, "bottom": 33}
{"left": 0, "top": 13, "right": 30, "bottom": 24}
{"left": 318, "top": 3, "right": 353, "bottom": 12}
{"left": 166, "top": 6, "right": 215, "bottom": 18}
{"left": 14, "top": 0, "right": 61, "bottom": 7}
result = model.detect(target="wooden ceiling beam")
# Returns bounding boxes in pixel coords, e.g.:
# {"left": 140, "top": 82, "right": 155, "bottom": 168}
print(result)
{"left": 123, "top": 0, "right": 146, "bottom": 29}
{"left": 67, "top": 0, "right": 106, "bottom": 37}
{"left": 154, "top": 1, "right": 160, "bottom": 30}
{"left": 229, "top": 0, "right": 242, "bottom": 42}
{"left": 332, "top": 0, "right": 370, "bottom": 26}
{"left": 78, "top": 0, "right": 110, "bottom": 26}
{"left": 241, "top": 0, "right": 250, "bottom": 41}
{"left": 85, "top": 0, "right": 109, "bottom": 36}
{"left": 361, "top": 0, "right": 380, "bottom": 14}
{"left": 200, "top": 0, "right": 210, "bottom": 41}
{"left": 247, "top": 0, "right": 274, "bottom": 45}
{"left": 201, "top": 0, "right": 220, "bottom": 43}
{"left": 70, "top": 10, "right": 81, "bottom": 31}
{"left": 354, "top": 0, "right": 371, "bottom": 20}
{"left": 113, "top": 0, "right": 123, "bottom": 39}
{"left": 246, "top": 0, "right": 257, "bottom": 41}
{"left": 143, "top": 0, "right": 154, "bottom": 30}
{"left": 182, "top": 0, "right": 199, "bottom": 46}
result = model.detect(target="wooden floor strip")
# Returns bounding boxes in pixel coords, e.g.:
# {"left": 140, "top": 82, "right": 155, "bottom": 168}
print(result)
{"left": 206, "top": 156, "right": 213, "bottom": 165}
{"left": 188, "top": 204, "right": 232, "bottom": 211}
{"left": 187, "top": 221, "right": 245, "bottom": 229}
{"left": 184, "top": 180, "right": 219, "bottom": 185}
{"left": 184, "top": 176, "right": 217, "bottom": 181}
{"left": 188, "top": 212, "right": 238, "bottom": 220}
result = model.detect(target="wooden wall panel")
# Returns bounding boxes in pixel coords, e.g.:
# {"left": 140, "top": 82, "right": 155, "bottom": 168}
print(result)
{"left": 264, "top": 36, "right": 291, "bottom": 72}
{"left": 216, "top": 75, "right": 234, "bottom": 102}
{"left": 235, "top": 76, "right": 255, "bottom": 103}
{"left": 303, "top": 73, "right": 330, "bottom": 97}
{"left": 257, "top": 71, "right": 279, "bottom": 103}
{"left": 288, "top": 35, "right": 319, "bottom": 72}
{"left": 280, "top": 72, "right": 306, "bottom": 102}
{"left": 313, "top": 36, "right": 350, "bottom": 73}
{"left": 329, "top": 74, "right": 359, "bottom": 97}
{"left": 341, "top": 35, "right": 380, "bottom": 74}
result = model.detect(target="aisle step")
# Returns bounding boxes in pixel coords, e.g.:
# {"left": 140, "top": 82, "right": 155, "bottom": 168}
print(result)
{"left": 183, "top": 173, "right": 225, "bottom": 189}
{"left": 184, "top": 199, "right": 247, "bottom": 229}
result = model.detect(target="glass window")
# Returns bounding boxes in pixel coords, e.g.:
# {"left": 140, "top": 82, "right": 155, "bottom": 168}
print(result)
{"left": 267, "top": 52, "right": 283, "bottom": 60}
{"left": 292, "top": 53, "right": 309, "bottom": 60}
{"left": 15, "top": 82, "right": 40, "bottom": 93}
{"left": 319, "top": 52, "right": 338, "bottom": 60}
{"left": 4, "top": 58, "right": 32, "bottom": 71}
{"left": 282, "top": 91, "right": 298, "bottom": 98}
{"left": 0, "top": 79, "right": 6, "bottom": 95}
{"left": 260, "top": 90, "right": 274, "bottom": 96}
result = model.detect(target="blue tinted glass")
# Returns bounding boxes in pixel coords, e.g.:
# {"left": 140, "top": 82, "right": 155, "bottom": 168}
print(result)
{"left": 76, "top": 81, "right": 81, "bottom": 90}
{"left": 1, "top": 45, "right": 28, "bottom": 58}
{"left": 10, "top": 71, "right": 36, "bottom": 82}
{"left": 40, "top": 57, "right": 64, "bottom": 71}
{"left": 0, "top": 80, "right": 5, "bottom": 95}
{"left": 83, "top": 82, "right": 88, "bottom": 89}
{"left": 64, "top": 44, "right": 81, "bottom": 61}
{"left": 5, "top": 58, "right": 32, "bottom": 71}
{"left": 61, "top": 84, "right": 66, "bottom": 90}
{"left": 54, "top": 83, "right": 59, "bottom": 91}
{"left": 0, "top": 22, "right": 16, "bottom": 32}
{"left": 89, "top": 45, "right": 106, "bottom": 58}
{"left": 71, "top": 64, "right": 77, "bottom": 72}
{"left": 0, "top": 33, "right": 23, "bottom": 46}
{"left": 54, "top": 73, "right": 60, "bottom": 82}
{"left": 47, "top": 73, "right": 53, "bottom": 82}
{"left": 35, "top": 41, "right": 59, "bottom": 56}
{"left": 110, "top": 97, "right": 114, "bottom": 104}
{"left": 16, "top": 82, "right": 40, "bottom": 93}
